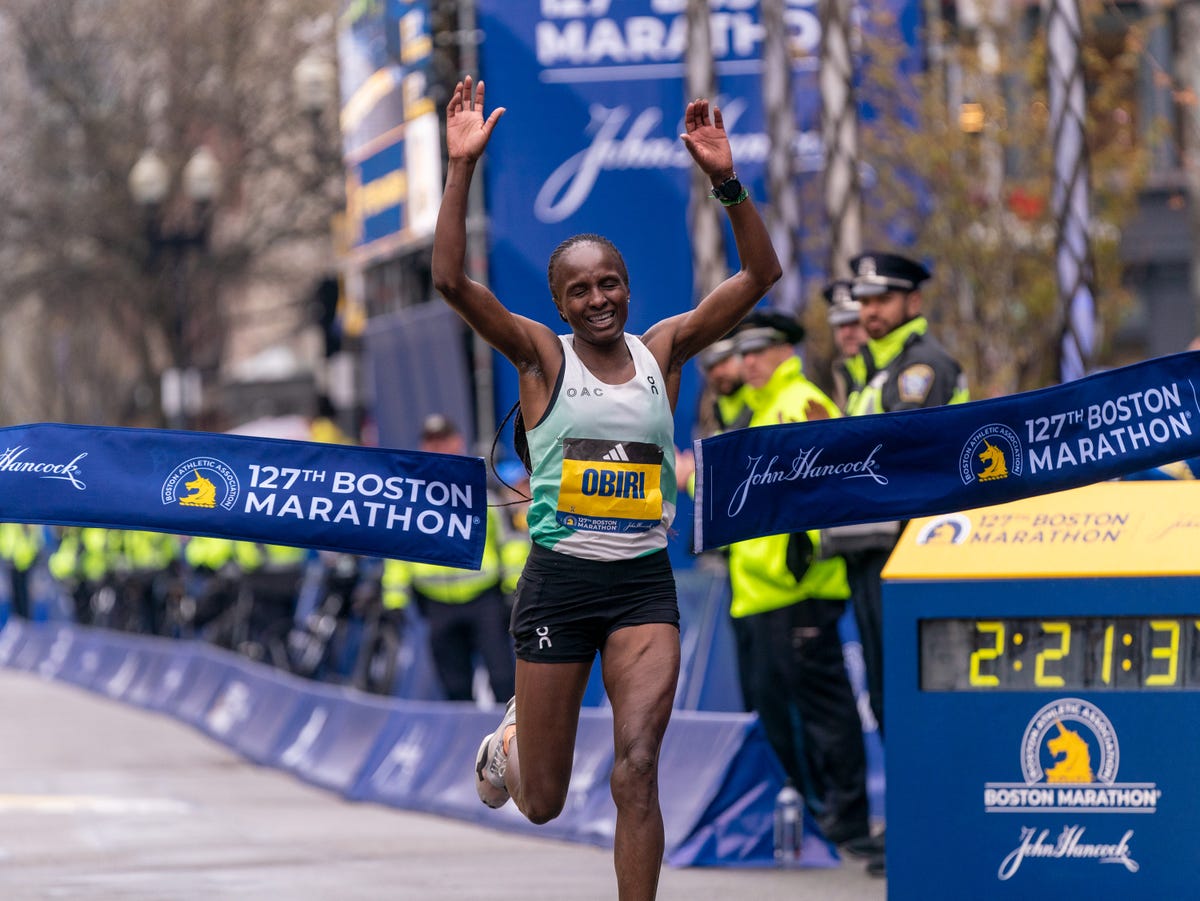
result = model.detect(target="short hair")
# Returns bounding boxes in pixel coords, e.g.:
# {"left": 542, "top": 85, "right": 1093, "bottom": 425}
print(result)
{"left": 420, "top": 413, "right": 459, "bottom": 442}
{"left": 547, "top": 233, "right": 629, "bottom": 299}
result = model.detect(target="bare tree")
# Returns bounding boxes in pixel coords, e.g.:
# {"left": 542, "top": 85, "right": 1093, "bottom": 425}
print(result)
{"left": 0, "top": 0, "right": 343, "bottom": 428}
{"left": 852, "top": 4, "right": 1148, "bottom": 397}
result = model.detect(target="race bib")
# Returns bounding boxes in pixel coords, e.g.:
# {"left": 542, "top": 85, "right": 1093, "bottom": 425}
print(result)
{"left": 557, "top": 438, "right": 664, "bottom": 533}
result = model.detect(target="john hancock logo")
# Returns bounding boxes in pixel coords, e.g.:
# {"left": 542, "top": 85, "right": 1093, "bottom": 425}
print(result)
{"left": 959, "top": 423, "right": 1023, "bottom": 486}
{"left": 161, "top": 457, "right": 239, "bottom": 512}
{"left": 983, "top": 698, "right": 1158, "bottom": 880}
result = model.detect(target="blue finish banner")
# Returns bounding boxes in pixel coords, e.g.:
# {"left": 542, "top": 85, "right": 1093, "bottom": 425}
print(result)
{"left": 0, "top": 424, "right": 486, "bottom": 569}
{"left": 694, "top": 352, "right": 1200, "bottom": 551}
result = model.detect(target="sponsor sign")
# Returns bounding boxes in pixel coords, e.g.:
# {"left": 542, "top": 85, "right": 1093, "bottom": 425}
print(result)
{"left": 694, "top": 351, "right": 1200, "bottom": 551}
{"left": 987, "top": 699, "right": 1151, "bottom": 881}
{"left": 888, "top": 480, "right": 1200, "bottom": 579}
{"left": 0, "top": 423, "right": 486, "bottom": 569}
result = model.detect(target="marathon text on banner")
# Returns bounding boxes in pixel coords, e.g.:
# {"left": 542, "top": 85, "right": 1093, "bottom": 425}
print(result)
{"left": 0, "top": 425, "right": 487, "bottom": 570}
{"left": 693, "top": 352, "right": 1200, "bottom": 551}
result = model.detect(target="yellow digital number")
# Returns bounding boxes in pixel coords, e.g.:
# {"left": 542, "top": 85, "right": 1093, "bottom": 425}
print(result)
{"left": 1145, "top": 620, "right": 1180, "bottom": 687}
{"left": 1101, "top": 624, "right": 1115, "bottom": 685}
{"left": 969, "top": 621, "right": 1005, "bottom": 687}
{"left": 1035, "top": 622, "right": 1070, "bottom": 687}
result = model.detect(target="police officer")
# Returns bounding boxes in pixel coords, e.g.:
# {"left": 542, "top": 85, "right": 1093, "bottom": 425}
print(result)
{"left": 694, "top": 333, "right": 751, "bottom": 437}
{"left": 822, "top": 278, "right": 867, "bottom": 412}
{"left": 239, "top": 541, "right": 310, "bottom": 661}
{"left": 116, "top": 530, "right": 182, "bottom": 634}
{"left": 0, "top": 522, "right": 44, "bottom": 620}
{"left": 677, "top": 331, "right": 750, "bottom": 557}
{"left": 846, "top": 251, "right": 968, "bottom": 416}
{"left": 182, "top": 535, "right": 253, "bottom": 639}
{"left": 840, "top": 251, "right": 968, "bottom": 875}
{"left": 725, "top": 310, "right": 873, "bottom": 854}
{"left": 48, "top": 527, "right": 119, "bottom": 626}
{"left": 381, "top": 414, "right": 521, "bottom": 704}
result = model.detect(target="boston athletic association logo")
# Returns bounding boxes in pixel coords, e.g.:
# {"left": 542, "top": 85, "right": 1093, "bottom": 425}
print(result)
{"left": 960, "top": 423, "right": 1023, "bottom": 486}
{"left": 161, "top": 457, "right": 239, "bottom": 512}
{"left": 914, "top": 512, "right": 971, "bottom": 545}
{"left": 984, "top": 698, "right": 1158, "bottom": 880}
{"left": 1018, "top": 698, "right": 1119, "bottom": 787}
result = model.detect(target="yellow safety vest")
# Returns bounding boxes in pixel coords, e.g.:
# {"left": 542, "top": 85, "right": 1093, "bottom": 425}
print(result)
{"left": 0, "top": 523, "right": 42, "bottom": 572}
{"left": 847, "top": 317, "right": 969, "bottom": 416}
{"left": 726, "top": 356, "right": 850, "bottom": 618}
{"left": 382, "top": 503, "right": 526, "bottom": 608}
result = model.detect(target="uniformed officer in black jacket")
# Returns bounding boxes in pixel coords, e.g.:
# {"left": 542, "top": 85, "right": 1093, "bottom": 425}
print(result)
{"left": 833, "top": 251, "right": 969, "bottom": 875}
{"left": 822, "top": 278, "right": 867, "bottom": 412}
{"left": 845, "top": 251, "right": 968, "bottom": 415}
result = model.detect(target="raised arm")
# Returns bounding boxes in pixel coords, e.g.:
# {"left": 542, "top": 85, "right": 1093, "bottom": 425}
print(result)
{"left": 642, "top": 99, "right": 782, "bottom": 379}
{"left": 431, "top": 77, "right": 555, "bottom": 374}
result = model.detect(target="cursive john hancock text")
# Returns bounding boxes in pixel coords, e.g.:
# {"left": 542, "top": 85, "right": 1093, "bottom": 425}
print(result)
{"left": 726, "top": 444, "right": 886, "bottom": 517}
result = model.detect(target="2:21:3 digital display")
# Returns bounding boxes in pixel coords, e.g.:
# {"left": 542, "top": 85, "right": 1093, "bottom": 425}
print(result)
{"left": 920, "top": 617, "right": 1200, "bottom": 691}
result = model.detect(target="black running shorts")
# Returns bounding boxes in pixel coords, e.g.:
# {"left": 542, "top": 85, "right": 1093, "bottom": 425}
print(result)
{"left": 509, "top": 542, "right": 679, "bottom": 663}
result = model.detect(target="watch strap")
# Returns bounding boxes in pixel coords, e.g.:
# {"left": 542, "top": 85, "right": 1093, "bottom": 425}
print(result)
{"left": 710, "top": 175, "right": 748, "bottom": 207}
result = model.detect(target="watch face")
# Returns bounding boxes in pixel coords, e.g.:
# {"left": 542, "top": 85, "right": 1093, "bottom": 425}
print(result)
{"left": 714, "top": 178, "right": 742, "bottom": 202}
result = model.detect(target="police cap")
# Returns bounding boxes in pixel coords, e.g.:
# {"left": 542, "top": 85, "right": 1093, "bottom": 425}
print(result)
{"left": 822, "top": 278, "right": 861, "bottom": 326}
{"left": 849, "top": 251, "right": 931, "bottom": 298}
{"left": 697, "top": 336, "right": 739, "bottom": 371}
{"left": 733, "top": 310, "right": 805, "bottom": 354}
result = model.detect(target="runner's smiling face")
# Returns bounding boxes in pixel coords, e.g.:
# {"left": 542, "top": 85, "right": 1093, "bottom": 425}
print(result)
{"left": 552, "top": 243, "right": 630, "bottom": 343}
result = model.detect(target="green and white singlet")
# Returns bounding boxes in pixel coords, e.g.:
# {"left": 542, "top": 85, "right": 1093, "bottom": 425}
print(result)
{"left": 525, "top": 334, "right": 677, "bottom": 561}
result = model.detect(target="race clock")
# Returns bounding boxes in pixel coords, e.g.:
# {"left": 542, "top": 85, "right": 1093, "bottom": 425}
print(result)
{"left": 920, "top": 615, "right": 1200, "bottom": 691}
{"left": 882, "top": 481, "right": 1200, "bottom": 899}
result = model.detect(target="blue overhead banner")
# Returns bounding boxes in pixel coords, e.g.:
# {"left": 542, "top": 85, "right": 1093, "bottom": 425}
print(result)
{"left": 694, "top": 352, "right": 1200, "bottom": 551}
{"left": 475, "top": 0, "right": 921, "bottom": 456}
{"left": 0, "top": 424, "right": 486, "bottom": 569}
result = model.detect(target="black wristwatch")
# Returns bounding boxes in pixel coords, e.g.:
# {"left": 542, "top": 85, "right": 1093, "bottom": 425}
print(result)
{"left": 710, "top": 174, "right": 748, "bottom": 207}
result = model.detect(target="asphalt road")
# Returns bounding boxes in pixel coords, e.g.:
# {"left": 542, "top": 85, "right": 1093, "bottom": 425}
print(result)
{"left": 0, "top": 668, "right": 886, "bottom": 900}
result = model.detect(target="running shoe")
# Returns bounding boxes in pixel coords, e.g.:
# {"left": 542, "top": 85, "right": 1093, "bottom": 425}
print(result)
{"left": 474, "top": 696, "right": 516, "bottom": 809}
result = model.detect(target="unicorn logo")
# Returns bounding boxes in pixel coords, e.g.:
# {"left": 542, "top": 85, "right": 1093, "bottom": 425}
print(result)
{"left": 179, "top": 470, "right": 217, "bottom": 508}
{"left": 959, "top": 424, "right": 1023, "bottom": 486}
{"left": 985, "top": 698, "right": 1159, "bottom": 821}
{"left": 161, "top": 457, "right": 240, "bottom": 511}
{"left": 1044, "top": 721, "right": 1095, "bottom": 783}
{"left": 977, "top": 440, "right": 1009, "bottom": 481}
{"left": 1017, "top": 699, "right": 1120, "bottom": 787}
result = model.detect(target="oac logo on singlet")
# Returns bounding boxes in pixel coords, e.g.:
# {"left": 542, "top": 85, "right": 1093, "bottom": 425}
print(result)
{"left": 558, "top": 438, "right": 663, "bottom": 533}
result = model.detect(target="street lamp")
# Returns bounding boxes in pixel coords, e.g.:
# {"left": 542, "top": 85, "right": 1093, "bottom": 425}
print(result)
{"left": 293, "top": 53, "right": 338, "bottom": 122}
{"left": 129, "top": 145, "right": 222, "bottom": 430}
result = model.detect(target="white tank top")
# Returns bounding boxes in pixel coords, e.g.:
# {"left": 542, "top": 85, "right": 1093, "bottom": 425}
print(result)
{"left": 525, "top": 334, "right": 677, "bottom": 561}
